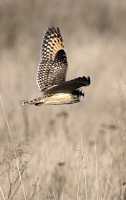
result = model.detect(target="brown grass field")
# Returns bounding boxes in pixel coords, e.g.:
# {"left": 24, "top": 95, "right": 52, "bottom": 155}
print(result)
{"left": 0, "top": 0, "right": 126, "bottom": 199}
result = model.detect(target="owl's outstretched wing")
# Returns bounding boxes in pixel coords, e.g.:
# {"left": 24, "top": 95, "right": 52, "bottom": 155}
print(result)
{"left": 44, "top": 76, "right": 91, "bottom": 95}
{"left": 36, "top": 27, "right": 68, "bottom": 92}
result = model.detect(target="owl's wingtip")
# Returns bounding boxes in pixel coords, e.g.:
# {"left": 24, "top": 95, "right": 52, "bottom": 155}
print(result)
{"left": 80, "top": 76, "right": 91, "bottom": 86}
{"left": 47, "top": 26, "right": 61, "bottom": 34}
{"left": 87, "top": 76, "right": 91, "bottom": 85}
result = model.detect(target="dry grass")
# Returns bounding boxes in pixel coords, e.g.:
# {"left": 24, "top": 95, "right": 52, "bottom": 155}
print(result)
{"left": 0, "top": 0, "right": 126, "bottom": 199}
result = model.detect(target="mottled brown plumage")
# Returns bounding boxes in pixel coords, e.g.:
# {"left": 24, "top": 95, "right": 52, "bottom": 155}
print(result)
{"left": 22, "top": 27, "right": 90, "bottom": 106}
{"left": 37, "top": 27, "right": 68, "bottom": 92}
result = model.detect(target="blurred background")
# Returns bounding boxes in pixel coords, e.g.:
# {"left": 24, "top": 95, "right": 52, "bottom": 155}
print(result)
{"left": 0, "top": 0, "right": 126, "bottom": 199}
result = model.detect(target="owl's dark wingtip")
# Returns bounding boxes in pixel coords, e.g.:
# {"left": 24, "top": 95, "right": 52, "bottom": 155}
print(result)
{"left": 81, "top": 76, "right": 91, "bottom": 86}
{"left": 87, "top": 76, "right": 91, "bottom": 85}
{"left": 47, "top": 26, "right": 61, "bottom": 34}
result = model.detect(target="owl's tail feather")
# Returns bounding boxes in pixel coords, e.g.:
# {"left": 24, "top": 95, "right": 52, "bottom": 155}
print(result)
{"left": 21, "top": 97, "right": 44, "bottom": 106}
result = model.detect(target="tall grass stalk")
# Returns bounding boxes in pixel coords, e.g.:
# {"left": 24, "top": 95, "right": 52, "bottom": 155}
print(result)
{"left": 0, "top": 95, "right": 27, "bottom": 200}
{"left": 0, "top": 185, "right": 6, "bottom": 200}
{"left": 94, "top": 141, "right": 99, "bottom": 200}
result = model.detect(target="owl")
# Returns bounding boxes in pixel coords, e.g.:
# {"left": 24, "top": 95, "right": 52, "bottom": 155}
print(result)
{"left": 23, "top": 27, "right": 90, "bottom": 105}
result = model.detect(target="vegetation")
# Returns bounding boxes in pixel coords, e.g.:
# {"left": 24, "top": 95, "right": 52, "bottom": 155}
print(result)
{"left": 0, "top": 0, "right": 126, "bottom": 199}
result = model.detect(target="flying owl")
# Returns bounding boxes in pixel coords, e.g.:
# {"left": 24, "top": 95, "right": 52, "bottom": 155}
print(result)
{"left": 23, "top": 27, "right": 90, "bottom": 105}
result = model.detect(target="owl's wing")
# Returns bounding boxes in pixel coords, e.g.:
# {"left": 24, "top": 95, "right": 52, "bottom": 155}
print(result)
{"left": 44, "top": 76, "right": 91, "bottom": 95}
{"left": 36, "top": 27, "right": 68, "bottom": 92}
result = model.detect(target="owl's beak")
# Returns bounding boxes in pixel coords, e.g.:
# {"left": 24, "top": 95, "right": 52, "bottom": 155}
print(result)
{"left": 79, "top": 89, "right": 84, "bottom": 98}
{"left": 82, "top": 91, "right": 84, "bottom": 97}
